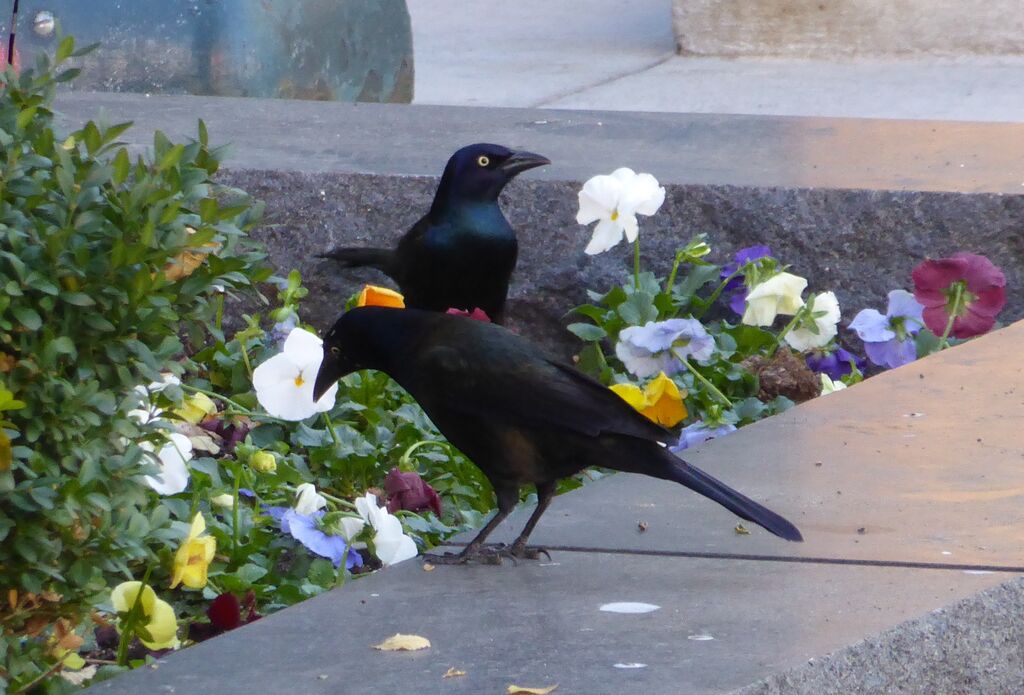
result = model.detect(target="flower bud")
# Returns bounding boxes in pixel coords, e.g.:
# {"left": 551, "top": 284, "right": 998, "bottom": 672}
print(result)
{"left": 250, "top": 450, "right": 277, "bottom": 474}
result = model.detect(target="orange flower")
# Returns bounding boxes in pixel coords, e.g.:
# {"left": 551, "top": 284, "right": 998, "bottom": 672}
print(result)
{"left": 356, "top": 285, "right": 405, "bottom": 309}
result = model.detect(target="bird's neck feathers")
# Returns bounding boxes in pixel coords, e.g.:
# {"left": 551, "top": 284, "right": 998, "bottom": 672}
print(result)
{"left": 429, "top": 163, "right": 505, "bottom": 222}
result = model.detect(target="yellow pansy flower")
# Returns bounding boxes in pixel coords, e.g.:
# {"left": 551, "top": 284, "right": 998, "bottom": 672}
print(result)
{"left": 111, "top": 581, "right": 180, "bottom": 650}
{"left": 170, "top": 513, "right": 216, "bottom": 590}
{"left": 610, "top": 372, "right": 687, "bottom": 427}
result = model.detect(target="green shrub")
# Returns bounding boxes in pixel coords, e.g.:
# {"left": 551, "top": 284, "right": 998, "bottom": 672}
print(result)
{"left": 0, "top": 39, "right": 268, "bottom": 690}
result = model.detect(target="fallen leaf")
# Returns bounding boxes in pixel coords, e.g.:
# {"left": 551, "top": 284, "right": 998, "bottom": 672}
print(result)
{"left": 507, "top": 685, "right": 558, "bottom": 694}
{"left": 422, "top": 563, "right": 435, "bottom": 572}
{"left": 373, "top": 634, "right": 431, "bottom": 651}
{"left": 734, "top": 524, "right": 750, "bottom": 535}
{"left": 443, "top": 667, "right": 466, "bottom": 678}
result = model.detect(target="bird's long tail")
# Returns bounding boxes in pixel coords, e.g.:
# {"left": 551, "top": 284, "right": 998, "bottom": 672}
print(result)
{"left": 658, "top": 451, "right": 803, "bottom": 542}
{"left": 318, "top": 247, "right": 394, "bottom": 273}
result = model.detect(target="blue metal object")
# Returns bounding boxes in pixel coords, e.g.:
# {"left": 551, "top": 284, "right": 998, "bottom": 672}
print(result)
{"left": 3, "top": 0, "right": 414, "bottom": 102}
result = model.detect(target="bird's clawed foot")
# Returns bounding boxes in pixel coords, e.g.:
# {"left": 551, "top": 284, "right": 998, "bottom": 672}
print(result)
{"left": 422, "top": 542, "right": 550, "bottom": 566}
{"left": 510, "top": 541, "right": 551, "bottom": 561}
{"left": 423, "top": 544, "right": 517, "bottom": 566}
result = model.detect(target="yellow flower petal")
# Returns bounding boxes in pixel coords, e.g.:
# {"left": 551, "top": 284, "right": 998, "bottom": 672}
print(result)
{"left": 609, "top": 383, "right": 646, "bottom": 411}
{"left": 110, "top": 581, "right": 156, "bottom": 616}
{"left": 641, "top": 372, "right": 687, "bottom": 427}
{"left": 141, "top": 597, "right": 179, "bottom": 650}
{"left": 174, "top": 392, "right": 217, "bottom": 424}
{"left": 356, "top": 285, "right": 405, "bottom": 309}
{"left": 170, "top": 513, "right": 216, "bottom": 589}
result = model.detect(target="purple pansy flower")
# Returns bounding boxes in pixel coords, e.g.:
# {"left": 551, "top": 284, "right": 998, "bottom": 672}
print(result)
{"left": 805, "top": 347, "right": 866, "bottom": 381}
{"left": 616, "top": 318, "right": 715, "bottom": 378}
{"left": 849, "top": 290, "right": 925, "bottom": 369}
{"left": 670, "top": 421, "right": 737, "bottom": 453}
{"left": 264, "top": 506, "right": 363, "bottom": 570}
{"left": 721, "top": 245, "right": 773, "bottom": 315}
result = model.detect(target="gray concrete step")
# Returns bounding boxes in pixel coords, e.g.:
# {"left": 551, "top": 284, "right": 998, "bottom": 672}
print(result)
{"left": 87, "top": 323, "right": 1024, "bottom": 694}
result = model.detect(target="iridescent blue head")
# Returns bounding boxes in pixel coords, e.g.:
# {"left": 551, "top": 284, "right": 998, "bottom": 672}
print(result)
{"left": 431, "top": 143, "right": 549, "bottom": 214}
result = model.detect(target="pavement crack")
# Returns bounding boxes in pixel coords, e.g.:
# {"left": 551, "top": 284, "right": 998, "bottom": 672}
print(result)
{"left": 530, "top": 51, "right": 676, "bottom": 109}
{"left": 445, "top": 543, "right": 1024, "bottom": 573}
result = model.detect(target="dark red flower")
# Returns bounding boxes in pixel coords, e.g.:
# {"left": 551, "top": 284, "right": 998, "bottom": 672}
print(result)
{"left": 446, "top": 307, "right": 491, "bottom": 322}
{"left": 384, "top": 468, "right": 442, "bottom": 516}
{"left": 912, "top": 253, "right": 1006, "bottom": 339}
{"left": 189, "top": 591, "right": 261, "bottom": 642}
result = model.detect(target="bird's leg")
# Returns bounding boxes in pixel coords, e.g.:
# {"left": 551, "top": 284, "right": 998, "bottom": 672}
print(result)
{"left": 509, "top": 481, "right": 556, "bottom": 560}
{"left": 424, "top": 486, "right": 518, "bottom": 565}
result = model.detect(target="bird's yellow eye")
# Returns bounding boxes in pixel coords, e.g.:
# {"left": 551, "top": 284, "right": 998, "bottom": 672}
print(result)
{"left": 477, "top": 155, "right": 490, "bottom": 167}
{"left": 330, "top": 346, "right": 341, "bottom": 356}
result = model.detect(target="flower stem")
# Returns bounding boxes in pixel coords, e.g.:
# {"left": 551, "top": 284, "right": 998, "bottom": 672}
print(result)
{"left": 321, "top": 411, "right": 341, "bottom": 448}
{"left": 633, "top": 237, "right": 641, "bottom": 291}
{"left": 238, "top": 341, "right": 253, "bottom": 380}
{"left": 399, "top": 440, "right": 451, "bottom": 469}
{"left": 231, "top": 462, "right": 242, "bottom": 560}
{"left": 179, "top": 383, "right": 254, "bottom": 416}
{"left": 937, "top": 282, "right": 965, "bottom": 350}
{"left": 675, "top": 352, "right": 733, "bottom": 408}
{"left": 694, "top": 268, "right": 743, "bottom": 320}
{"left": 767, "top": 307, "right": 806, "bottom": 358}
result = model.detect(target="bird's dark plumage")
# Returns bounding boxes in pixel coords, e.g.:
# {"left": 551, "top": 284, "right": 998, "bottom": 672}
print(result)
{"left": 314, "top": 307, "right": 803, "bottom": 563}
{"left": 319, "top": 144, "right": 549, "bottom": 324}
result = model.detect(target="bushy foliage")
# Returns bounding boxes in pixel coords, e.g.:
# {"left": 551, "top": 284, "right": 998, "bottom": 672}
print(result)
{"left": 0, "top": 40, "right": 268, "bottom": 690}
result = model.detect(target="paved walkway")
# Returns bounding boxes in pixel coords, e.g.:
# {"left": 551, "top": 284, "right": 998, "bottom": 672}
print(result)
{"left": 88, "top": 323, "right": 1024, "bottom": 693}
{"left": 408, "top": 0, "right": 1024, "bottom": 122}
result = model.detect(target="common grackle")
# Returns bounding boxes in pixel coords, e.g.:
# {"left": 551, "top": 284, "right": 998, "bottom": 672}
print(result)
{"left": 319, "top": 144, "right": 549, "bottom": 324}
{"left": 313, "top": 307, "right": 803, "bottom": 564}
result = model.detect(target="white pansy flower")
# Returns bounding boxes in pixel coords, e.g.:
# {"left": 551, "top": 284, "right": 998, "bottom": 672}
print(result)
{"left": 355, "top": 492, "right": 417, "bottom": 566}
{"left": 742, "top": 272, "right": 807, "bottom": 326}
{"left": 293, "top": 483, "right": 327, "bottom": 515}
{"left": 142, "top": 432, "right": 193, "bottom": 495}
{"left": 784, "top": 291, "right": 841, "bottom": 352}
{"left": 253, "top": 328, "right": 339, "bottom": 421}
{"left": 576, "top": 167, "right": 665, "bottom": 255}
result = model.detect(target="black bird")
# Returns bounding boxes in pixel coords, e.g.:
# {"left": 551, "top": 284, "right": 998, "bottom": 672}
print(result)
{"left": 319, "top": 144, "right": 550, "bottom": 324}
{"left": 313, "top": 307, "right": 803, "bottom": 564}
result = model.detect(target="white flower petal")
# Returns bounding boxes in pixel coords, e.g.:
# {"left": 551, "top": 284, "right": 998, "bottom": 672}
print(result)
{"left": 253, "top": 352, "right": 323, "bottom": 421}
{"left": 620, "top": 172, "right": 665, "bottom": 217}
{"left": 294, "top": 483, "right": 327, "bottom": 515}
{"left": 585, "top": 217, "right": 625, "bottom": 255}
{"left": 620, "top": 212, "right": 640, "bottom": 243}
{"left": 609, "top": 167, "right": 638, "bottom": 184}
{"left": 339, "top": 516, "right": 367, "bottom": 542}
{"left": 355, "top": 492, "right": 388, "bottom": 529}
{"left": 576, "top": 189, "right": 610, "bottom": 225}
{"left": 784, "top": 292, "right": 840, "bottom": 351}
{"left": 143, "top": 433, "right": 192, "bottom": 495}
{"left": 375, "top": 532, "right": 418, "bottom": 566}
{"left": 283, "top": 328, "right": 325, "bottom": 371}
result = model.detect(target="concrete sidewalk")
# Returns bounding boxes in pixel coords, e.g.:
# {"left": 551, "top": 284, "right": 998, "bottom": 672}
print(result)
{"left": 407, "top": 0, "right": 1024, "bottom": 122}
{"left": 88, "top": 322, "right": 1024, "bottom": 694}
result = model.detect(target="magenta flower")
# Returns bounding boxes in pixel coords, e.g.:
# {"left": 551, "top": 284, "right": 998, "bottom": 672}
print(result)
{"left": 385, "top": 468, "right": 443, "bottom": 516}
{"left": 911, "top": 253, "right": 1006, "bottom": 339}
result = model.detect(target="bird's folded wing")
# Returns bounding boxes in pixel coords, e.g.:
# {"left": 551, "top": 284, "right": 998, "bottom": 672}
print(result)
{"left": 417, "top": 345, "right": 673, "bottom": 444}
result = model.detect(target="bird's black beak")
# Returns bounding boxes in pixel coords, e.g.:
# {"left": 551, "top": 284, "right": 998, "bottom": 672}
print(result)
{"left": 313, "top": 348, "right": 354, "bottom": 402}
{"left": 499, "top": 150, "right": 550, "bottom": 177}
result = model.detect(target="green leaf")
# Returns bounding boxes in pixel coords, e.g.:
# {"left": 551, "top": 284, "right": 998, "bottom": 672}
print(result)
{"left": 12, "top": 307, "right": 41, "bottom": 330}
{"left": 566, "top": 322, "right": 607, "bottom": 342}
{"left": 307, "top": 559, "right": 336, "bottom": 588}
{"left": 111, "top": 148, "right": 130, "bottom": 184}
{"left": 234, "top": 562, "right": 269, "bottom": 585}
{"left": 56, "top": 36, "right": 76, "bottom": 62}
{"left": 61, "top": 291, "right": 96, "bottom": 306}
